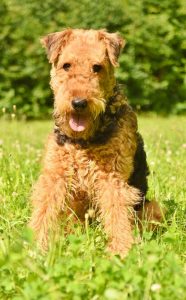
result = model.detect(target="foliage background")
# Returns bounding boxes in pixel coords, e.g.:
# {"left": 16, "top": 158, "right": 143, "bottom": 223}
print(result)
{"left": 0, "top": 0, "right": 186, "bottom": 118}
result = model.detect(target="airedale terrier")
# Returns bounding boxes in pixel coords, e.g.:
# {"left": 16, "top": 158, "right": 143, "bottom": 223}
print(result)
{"left": 30, "top": 29, "right": 163, "bottom": 257}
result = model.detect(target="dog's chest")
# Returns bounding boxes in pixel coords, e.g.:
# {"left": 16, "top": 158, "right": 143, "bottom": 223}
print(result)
{"left": 62, "top": 141, "right": 129, "bottom": 181}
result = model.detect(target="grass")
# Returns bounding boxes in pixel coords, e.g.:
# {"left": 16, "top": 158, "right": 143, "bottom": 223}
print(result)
{"left": 0, "top": 116, "right": 186, "bottom": 300}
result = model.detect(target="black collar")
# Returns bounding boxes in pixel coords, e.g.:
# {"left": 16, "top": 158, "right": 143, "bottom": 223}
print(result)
{"left": 54, "top": 86, "right": 127, "bottom": 148}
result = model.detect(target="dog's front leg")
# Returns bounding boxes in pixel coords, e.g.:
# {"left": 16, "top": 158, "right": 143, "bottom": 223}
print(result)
{"left": 97, "top": 176, "right": 140, "bottom": 257}
{"left": 29, "top": 174, "right": 66, "bottom": 250}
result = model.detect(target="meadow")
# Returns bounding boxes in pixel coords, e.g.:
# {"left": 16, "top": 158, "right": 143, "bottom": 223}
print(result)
{"left": 0, "top": 116, "right": 185, "bottom": 300}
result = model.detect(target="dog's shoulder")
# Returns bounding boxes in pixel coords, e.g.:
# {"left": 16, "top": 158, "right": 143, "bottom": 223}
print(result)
{"left": 121, "top": 103, "right": 138, "bottom": 132}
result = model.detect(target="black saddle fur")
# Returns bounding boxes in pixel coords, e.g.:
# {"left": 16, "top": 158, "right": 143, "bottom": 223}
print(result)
{"left": 128, "top": 133, "right": 150, "bottom": 210}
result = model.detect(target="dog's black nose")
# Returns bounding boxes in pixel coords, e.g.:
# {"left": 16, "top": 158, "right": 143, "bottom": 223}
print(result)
{"left": 72, "top": 98, "right": 88, "bottom": 110}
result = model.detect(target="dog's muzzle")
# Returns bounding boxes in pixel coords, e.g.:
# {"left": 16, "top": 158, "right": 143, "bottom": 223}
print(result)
{"left": 69, "top": 98, "right": 89, "bottom": 132}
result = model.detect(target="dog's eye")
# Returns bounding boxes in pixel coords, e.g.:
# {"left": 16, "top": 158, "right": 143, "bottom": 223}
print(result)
{"left": 93, "top": 64, "right": 102, "bottom": 73}
{"left": 63, "top": 63, "right": 71, "bottom": 71}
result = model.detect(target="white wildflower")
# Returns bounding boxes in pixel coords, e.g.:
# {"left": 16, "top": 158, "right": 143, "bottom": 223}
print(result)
{"left": 151, "top": 283, "right": 161, "bottom": 292}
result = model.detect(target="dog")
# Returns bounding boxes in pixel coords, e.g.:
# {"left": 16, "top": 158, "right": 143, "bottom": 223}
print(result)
{"left": 30, "top": 29, "right": 163, "bottom": 257}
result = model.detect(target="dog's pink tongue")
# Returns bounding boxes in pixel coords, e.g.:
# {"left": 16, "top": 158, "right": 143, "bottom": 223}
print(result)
{"left": 69, "top": 114, "right": 87, "bottom": 132}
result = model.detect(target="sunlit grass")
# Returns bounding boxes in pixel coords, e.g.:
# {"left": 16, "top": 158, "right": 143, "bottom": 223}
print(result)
{"left": 0, "top": 116, "right": 185, "bottom": 299}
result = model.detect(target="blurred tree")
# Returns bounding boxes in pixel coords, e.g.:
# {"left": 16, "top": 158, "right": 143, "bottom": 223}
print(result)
{"left": 0, "top": 0, "right": 185, "bottom": 118}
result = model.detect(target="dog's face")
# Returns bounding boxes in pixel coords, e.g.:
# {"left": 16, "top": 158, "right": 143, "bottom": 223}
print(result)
{"left": 42, "top": 29, "right": 125, "bottom": 139}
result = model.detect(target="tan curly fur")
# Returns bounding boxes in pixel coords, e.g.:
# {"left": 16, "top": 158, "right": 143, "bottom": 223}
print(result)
{"left": 30, "top": 29, "right": 162, "bottom": 257}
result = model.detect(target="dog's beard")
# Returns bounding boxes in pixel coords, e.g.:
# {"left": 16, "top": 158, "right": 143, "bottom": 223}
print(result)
{"left": 54, "top": 97, "right": 106, "bottom": 139}
{"left": 53, "top": 109, "right": 100, "bottom": 140}
{"left": 68, "top": 99, "right": 105, "bottom": 133}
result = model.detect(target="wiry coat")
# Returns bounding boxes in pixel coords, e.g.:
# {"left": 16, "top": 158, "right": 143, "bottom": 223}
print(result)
{"left": 30, "top": 29, "right": 162, "bottom": 256}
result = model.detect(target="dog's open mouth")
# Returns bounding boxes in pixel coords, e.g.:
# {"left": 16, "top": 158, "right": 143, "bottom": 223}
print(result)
{"left": 69, "top": 113, "right": 89, "bottom": 132}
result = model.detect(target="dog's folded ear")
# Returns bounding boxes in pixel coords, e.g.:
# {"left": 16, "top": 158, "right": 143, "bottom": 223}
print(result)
{"left": 41, "top": 29, "right": 72, "bottom": 65}
{"left": 99, "top": 30, "right": 125, "bottom": 67}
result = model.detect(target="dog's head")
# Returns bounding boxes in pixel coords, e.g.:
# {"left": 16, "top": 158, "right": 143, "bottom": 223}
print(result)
{"left": 41, "top": 29, "right": 125, "bottom": 139}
